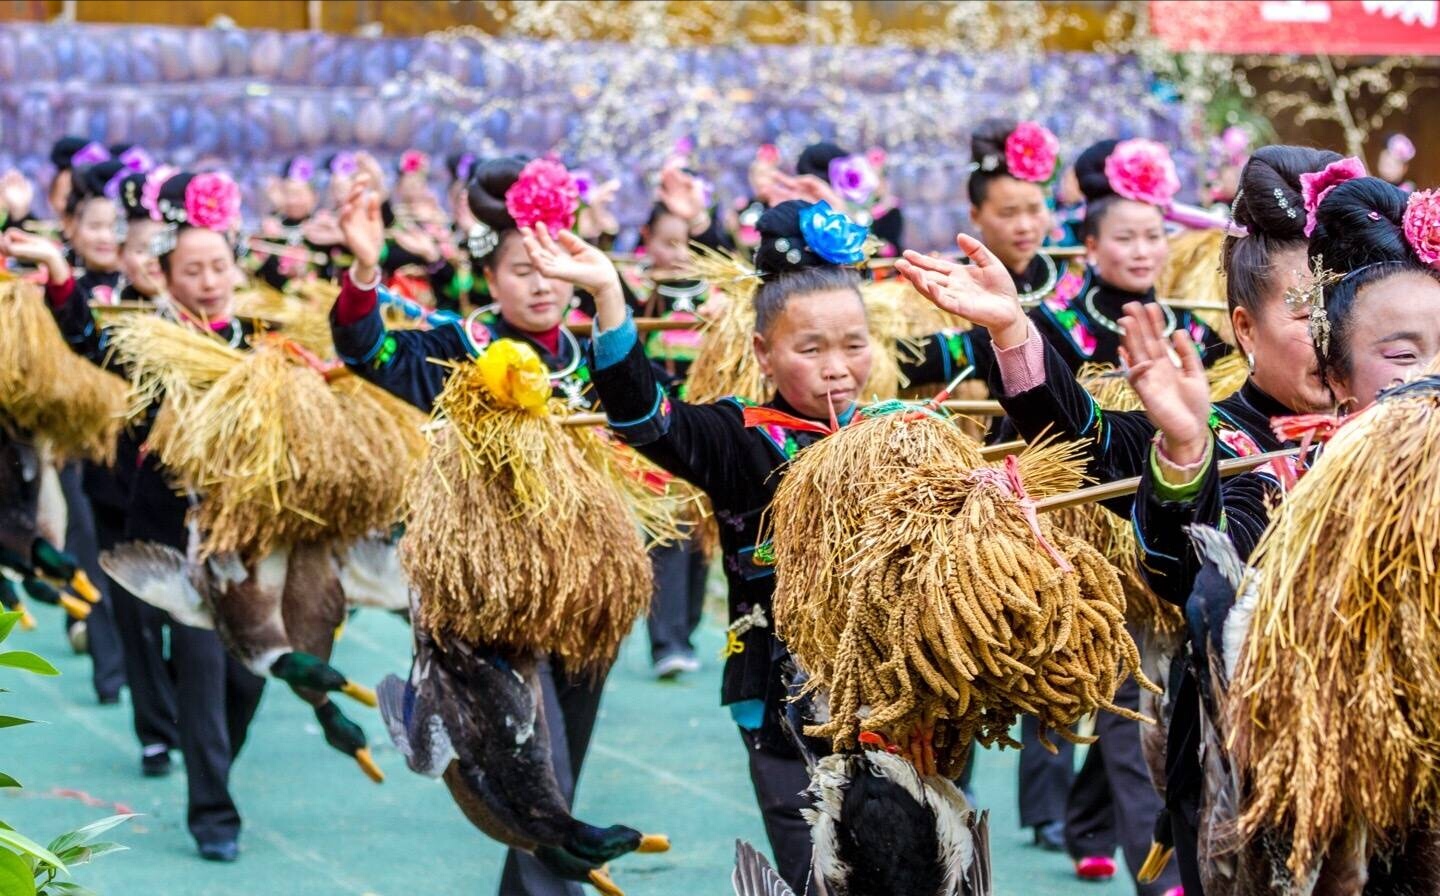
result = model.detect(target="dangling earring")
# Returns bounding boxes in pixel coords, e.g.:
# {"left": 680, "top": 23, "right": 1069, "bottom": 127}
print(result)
{"left": 1246, "top": 351, "right": 1255, "bottom": 371}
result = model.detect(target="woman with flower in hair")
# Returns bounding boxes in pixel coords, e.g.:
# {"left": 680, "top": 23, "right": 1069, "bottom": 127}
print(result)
{"left": 15, "top": 168, "right": 273, "bottom": 863}
{"left": 248, "top": 155, "right": 343, "bottom": 291}
{"left": 332, "top": 154, "right": 641, "bottom": 896}
{"left": 533, "top": 197, "right": 971, "bottom": 892}
{"left": 1122, "top": 172, "right": 1440, "bottom": 893}
{"left": 793, "top": 141, "right": 905, "bottom": 255}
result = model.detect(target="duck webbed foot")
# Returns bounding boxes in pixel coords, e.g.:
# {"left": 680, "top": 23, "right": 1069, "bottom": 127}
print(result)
{"left": 270, "top": 651, "right": 377, "bottom": 706}
{"left": 314, "top": 700, "right": 384, "bottom": 783}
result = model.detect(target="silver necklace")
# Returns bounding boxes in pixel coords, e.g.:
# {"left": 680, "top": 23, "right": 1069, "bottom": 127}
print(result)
{"left": 1083, "top": 287, "right": 1175, "bottom": 336}
{"left": 1015, "top": 253, "right": 1059, "bottom": 307}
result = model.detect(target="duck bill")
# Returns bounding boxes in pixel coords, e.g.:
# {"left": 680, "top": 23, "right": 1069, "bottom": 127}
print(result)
{"left": 354, "top": 747, "right": 384, "bottom": 784}
{"left": 636, "top": 834, "right": 670, "bottom": 854}
{"left": 587, "top": 867, "right": 625, "bottom": 896}
{"left": 69, "top": 570, "right": 101, "bottom": 604}
{"left": 59, "top": 593, "right": 92, "bottom": 620}
{"left": 340, "top": 681, "right": 378, "bottom": 707}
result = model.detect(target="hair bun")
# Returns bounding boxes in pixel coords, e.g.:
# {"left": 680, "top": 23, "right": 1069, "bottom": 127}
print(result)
{"left": 465, "top": 156, "right": 525, "bottom": 233}
{"left": 1073, "top": 139, "right": 1119, "bottom": 203}
{"left": 754, "top": 200, "right": 831, "bottom": 278}
{"left": 1232, "top": 145, "right": 1343, "bottom": 241}
{"left": 970, "top": 118, "right": 1018, "bottom": 173}
{"left": 70, "top": 160, "right": 127, "bottom": 204}
{"left": 1308, "top": 176, "right": 1410, "bottom": 271}
{"left": 796, "top": 142, "right": 847, "bottom": 180}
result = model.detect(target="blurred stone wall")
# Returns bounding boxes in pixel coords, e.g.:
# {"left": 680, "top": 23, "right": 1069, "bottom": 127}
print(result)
{"left": 0, "top": 23, "right": 1190, "bottom": 250}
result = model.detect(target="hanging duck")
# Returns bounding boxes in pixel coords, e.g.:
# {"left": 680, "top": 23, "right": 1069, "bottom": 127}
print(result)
{"left": 378, "top": 621, "right": 669, "bottom": 896}
{"left": 0, "top": 428, "right": 101, "bottom": 625}
{"left": 101, "top": 533, "right": 408, "bottom": 783}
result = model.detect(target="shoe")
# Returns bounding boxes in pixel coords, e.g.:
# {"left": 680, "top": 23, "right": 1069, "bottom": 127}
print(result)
{"left": 68, "top": 621, "right": 88, "bottom": 655}
{"left": 1032, "top": 820, "right": 1065, "bottom": 852}
{"left": 653, "top": 653, "right": 701, "bottom": 680}
{"left": 1075, "top": 856, "right": 1117, "bottom": 881}
{"left": 141, "top": 747, "right": 172, "bottom": 778}
{"left": 197, "top": 839, "right": 239, "bottom": 862}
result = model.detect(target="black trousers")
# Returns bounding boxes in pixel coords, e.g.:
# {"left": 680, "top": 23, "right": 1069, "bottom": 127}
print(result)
{"left": 739, "top": 728, "right": 814, "bottom": 895}
{"left": 93, "top": 502, "right": 179, "bottom": 755}
{"left": 58, "top": 463, "right": 125, "bottom": 699}
{"left": 498, "top": 656, "right": 610, "bottom": 896}
{"left": 646, "top": 538, "right": 708, "bottom": 663}
{"left": 171, "top": 623, "right": 266, "bottom": 845}
{"left": 1065, "top": 676, "right": 1180, "bottom": 894}
{"left": 1019, "top": 714, "right": 1075, "bottom": 827}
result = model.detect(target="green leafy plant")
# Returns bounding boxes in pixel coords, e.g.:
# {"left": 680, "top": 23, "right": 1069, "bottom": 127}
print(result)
{"left": 0, "top": 609, "right": 132, "bottom": 895}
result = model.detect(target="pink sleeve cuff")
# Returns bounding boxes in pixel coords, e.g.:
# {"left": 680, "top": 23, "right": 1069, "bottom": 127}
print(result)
{"left": 45, "top": 275, "right": 76, "bottom": 309}
{"left": 995, "top": 322, "right": 1046, "bottom": 397}
{"left": 334, "top": 268, "right": 380, "bottom": 327}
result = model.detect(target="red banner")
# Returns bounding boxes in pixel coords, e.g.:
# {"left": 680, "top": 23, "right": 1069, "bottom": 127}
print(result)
{"left": 1149, "top": 1, "right": 1440, "bottom": 55}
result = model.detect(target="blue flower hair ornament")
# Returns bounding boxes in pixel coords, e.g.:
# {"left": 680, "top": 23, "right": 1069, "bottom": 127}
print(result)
{"left": 798, "top": 200, "right": 871, "bottom": 265}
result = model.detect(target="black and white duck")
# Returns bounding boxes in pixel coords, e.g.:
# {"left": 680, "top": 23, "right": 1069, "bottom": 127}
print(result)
{"left": 378, "top": 621, "right": 669, "bottom": 896}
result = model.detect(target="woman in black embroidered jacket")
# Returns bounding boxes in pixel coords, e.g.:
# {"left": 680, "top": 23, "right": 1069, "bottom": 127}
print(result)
{"left": 530, "top": 199, "right": 964, "bottom": 893}
{"left": 1124, "top": 173, "right": 1440, "bottom": 894}
{"left": 895, "top": 145, "right": 1350, "bottom": 895}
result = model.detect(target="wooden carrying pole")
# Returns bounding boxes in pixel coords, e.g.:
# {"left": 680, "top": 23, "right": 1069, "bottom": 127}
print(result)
{"left": 1034, "top": 448, "right": 1300, "bottom": 513}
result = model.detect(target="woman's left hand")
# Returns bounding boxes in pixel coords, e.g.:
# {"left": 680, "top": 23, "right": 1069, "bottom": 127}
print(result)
{"left": 520, "top": 226, "right": 620, "bottom": 296}
{"left": 520, "top": 225, "right": 624, "bottom": 328}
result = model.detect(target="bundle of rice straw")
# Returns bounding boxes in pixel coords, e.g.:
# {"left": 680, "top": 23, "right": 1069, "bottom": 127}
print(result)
{"left": 234, "top": 285, "right": 335, "bottom": 357}
{"left": 1159, "top": 228, "right": 1231, "bottom": 343}
{"left": 103, "top": 314, "right": 245, "bottom": 419}
{"left": 683, "top": 246, "right": 904, "bottom": 404}
{"left": 106, "top": 316, "right": 426, "bottom": 557}
{"left": 1227, "top": 374, "right": 1440, "bottom": 879}
{"left": 862, "top": 275, "right": 972, "bottom": 341}
{"left": 0, "top": 281, "right": 128, "bottom": 462}
{"left": 568, "top": 425, "right": 704, "bottom": 549}
{"left": 770, "top": 406, "right": 1156, "bottom": 777}
{"left": 401, "top": 339, "right": 652, "bottom": 673}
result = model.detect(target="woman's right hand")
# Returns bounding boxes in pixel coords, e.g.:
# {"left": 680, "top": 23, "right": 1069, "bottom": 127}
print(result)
{"left": 0, "top": 228, "right": 69, "bottom": 283}
{"left": 894, "top": 233, "right": 1029, "bottom": 349}
{"left": 1120, "top": 301, "right": 1212, "bottom": 470}
{"left": 338, "top": 176, "right": 383, "bottom": 285}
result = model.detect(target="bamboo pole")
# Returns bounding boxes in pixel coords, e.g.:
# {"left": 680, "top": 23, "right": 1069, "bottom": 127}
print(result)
{"left": 245, "top": 236, "right": 331, "bottom": 267}
{"left": 560, "top": 398, "right": 1006, "bottom": 428}
{"left": 1034, "top": 448, "right": 1300, "bottom": 513}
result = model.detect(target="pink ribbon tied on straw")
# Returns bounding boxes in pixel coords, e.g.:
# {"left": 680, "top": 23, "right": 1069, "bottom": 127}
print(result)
{"left": 971, "top": 455, "right": 1073, "bottom": 573}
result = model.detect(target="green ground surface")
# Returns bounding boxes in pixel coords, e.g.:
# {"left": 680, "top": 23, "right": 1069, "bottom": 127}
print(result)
{"left": 1, "top": 605, "right": 1137, "bottom": 895}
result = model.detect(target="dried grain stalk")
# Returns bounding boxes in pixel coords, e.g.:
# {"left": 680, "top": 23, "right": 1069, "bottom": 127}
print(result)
{"left": 770, "top": 408, "right": 1156, "bottom": 777}
{"left": 401, "top": 350, "right": 652, "bottom": 673}
{"left": 1227, "top": 377, "right": 1440, "bottom": 879}
{"left": 0, "top": 281, "right": 127, "bottom": 461}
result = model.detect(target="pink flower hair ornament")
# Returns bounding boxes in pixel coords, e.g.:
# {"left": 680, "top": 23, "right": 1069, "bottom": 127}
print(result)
{"left": 1300, "top": 156, "right": 1366, "bottom": 238}
{"left": 183, "top": 172, "right": 243, "bottom": 232}
{"left": 1005, "top": 121, "right": 1060, "bottom": 184}
{"left": 140, "top": 165, "right": 180, "bottom": 221}
{"left": 1104, "top": 139, "right": 1181, "bottom": 208}
{"left": 1403, "top": 189, "right": 1440, "bottom": 269}
{"left": 399, "top": 150, "right": 429, "bottom": 175}
{"left": 504, "top": 158, "right": 580, "bottom": 235}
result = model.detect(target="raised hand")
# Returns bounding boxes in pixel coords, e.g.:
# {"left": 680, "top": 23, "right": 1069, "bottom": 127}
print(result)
{"left": 1119, "top": 301, "right": 1212, "bottom": 468}
{"left": 0, "top": 171, "right": 34, "bottom": 221}
{"left": 1, "top": 228, "right": 70, "bottom": 286}
{"left": 658, "top": 163, "right": 704, "bottom": 222}
{"left": 519, "top": 225, "right": 624, "bottom": 328}
{"left": 391, "top": 225, "right": 441, "bottom": 264}
{"left": 894, "top": 233, "right": 1028, "bottom": 349}
{"left": 301, "top": 210, "right": 344, "bottom": 247}
{"left": 338, "top": 176, "right": 383, "bottom": 283}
